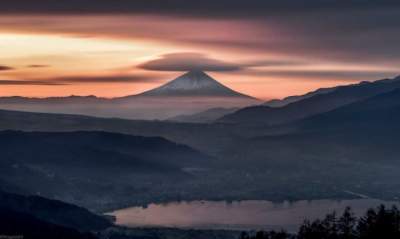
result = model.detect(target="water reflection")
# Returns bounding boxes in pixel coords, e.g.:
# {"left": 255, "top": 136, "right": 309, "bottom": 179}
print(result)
{"left": 108, "top": 199, "right": 399, "bottom": 231}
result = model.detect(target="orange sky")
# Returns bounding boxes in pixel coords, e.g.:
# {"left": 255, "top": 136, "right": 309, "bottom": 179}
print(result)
{"left": 0, "top": 15, "right": 399, "bottom": 100}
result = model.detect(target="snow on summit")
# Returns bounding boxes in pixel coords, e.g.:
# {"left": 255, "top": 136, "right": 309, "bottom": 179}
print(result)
{"left": 137, "top": 70, "right": 255, "bottom": 98}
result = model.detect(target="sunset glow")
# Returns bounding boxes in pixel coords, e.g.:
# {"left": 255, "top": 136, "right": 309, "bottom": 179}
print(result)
{"left": 1, "top": 11, "right": 399, "bottom": 99}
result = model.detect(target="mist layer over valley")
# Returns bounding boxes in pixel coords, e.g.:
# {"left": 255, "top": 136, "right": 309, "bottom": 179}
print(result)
{"left": 0, "top": 71, "right": 260, "bottom": 120}
{"left": 2, "top": 75, "right": 400, "bottom": 215}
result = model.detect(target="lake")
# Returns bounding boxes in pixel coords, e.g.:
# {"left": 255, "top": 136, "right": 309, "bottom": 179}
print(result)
{"left": 108, "top": 199, "right": 399, "bottom": 231}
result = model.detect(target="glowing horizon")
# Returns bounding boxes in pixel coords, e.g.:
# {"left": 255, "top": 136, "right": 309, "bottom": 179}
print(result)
{"left": 1, "top": 12, "right": 400, "bottom": 100}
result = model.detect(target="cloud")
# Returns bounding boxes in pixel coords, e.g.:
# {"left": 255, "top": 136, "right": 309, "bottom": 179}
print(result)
{"left": 0, "top": 73, "right": 162, "bottom": 86}
{"left": 0, "top": 65, "right": 15, "bottom": 71}
{"left": 0, "top": 80, "right": 64, "bottom": 85}
{"left": 1, "top": 2, "right": 400, "bottom": 86}
{"left": 27, "top": 64, "right": 50, "bottom": 68}
{"left": 139, "top": 53, "right": 241, "bottom": 72}
{"left": 239, "top": 69, "right": 400, "bottom": 81}
{"left": 139, "top": 52, "right": 307, "bottom": 73}
{"left": 2, "top": 9, "right": 400, "bottom": 67}
{"left": 1, "top": 0, "right": 399, "bottom": 16}
{"left": 47, "top": 74, "right": 160, "bottom": 83}
{"left": 243, "top": 59, "right": 308, "bottom": 68}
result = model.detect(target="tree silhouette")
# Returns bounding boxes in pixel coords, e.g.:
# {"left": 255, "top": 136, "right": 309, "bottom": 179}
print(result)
{"left": 337, "top": 207, "right": 357, "bottom": 239}
{"left": 357, "top": 205, "right": 400, "bottom": 239}
{"left": 241, "top": 205, "right": 400, "bottom": 239}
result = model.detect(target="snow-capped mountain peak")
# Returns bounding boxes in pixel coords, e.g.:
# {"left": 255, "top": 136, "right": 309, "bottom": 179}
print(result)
{"left": 137, "top": 70, "right": 255, "bottom": 98}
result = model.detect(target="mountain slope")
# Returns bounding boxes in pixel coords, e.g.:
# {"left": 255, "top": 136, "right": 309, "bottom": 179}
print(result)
{"left": 297, "top": 88, "right": 400, "bottom": 130}
{"left": 0, "top": 208, "right": 97, "bottom": 239}
{"left": 133, "top": 70, "right": 255, "bottom": 98}
{"left": 214, "top": 89, "right": 400, "bottom": 201}
{"left": 0, "top": 191, "right": 111, "bottom": 231}
{"left": 0, "top": 95, "right": 104, "bottom": 104}
{"left": 246, "top": 88, "right": 400, "bottom": 164}
{"left": 264, "top": 86, "right": 339, "bottom": 107}
{"left": 0, "top": 130, "right": 212, "bottom": 210}
{"left": 219, "top": 75, "right": 400, "bottom": 125}
{"left": 0, "top": 130, "right": 209, "bottom": 172}
{"left": 0, "top": 109, "right": 238, "bottom": 156}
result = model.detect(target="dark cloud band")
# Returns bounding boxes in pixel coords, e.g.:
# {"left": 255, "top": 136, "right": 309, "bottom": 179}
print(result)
{"left": 48, "top": 74, "right": 160, "bottom": 83}
{"left": 0, "top": 74, "right": 161, "bottom": 86}
{"left": 0, "top": 65, "right": 14, "bottom": 71}
{"left": 1, "top": 0, "right": 399, "bottom": 16}
{"left": 139, "top": 52, "right": 310, "bottom": 73}
{"left": 0, "top": 80, "right": 63, "bottom": 85}
{"left": 238, "top": 69, "right": 400, "bottom": 81}
{"left": 27, "top": 65, "right": 50, "bottom": 68}
{"left": 139, "top": 53, "right": 241, "bottom": 72}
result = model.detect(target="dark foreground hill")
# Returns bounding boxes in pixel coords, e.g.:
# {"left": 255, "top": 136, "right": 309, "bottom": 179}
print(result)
{"left": 0, "top": 208, "right": 97, "bottom": 239}
{"left": 0, "top": 191, "right": 111, "bottom": 231}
